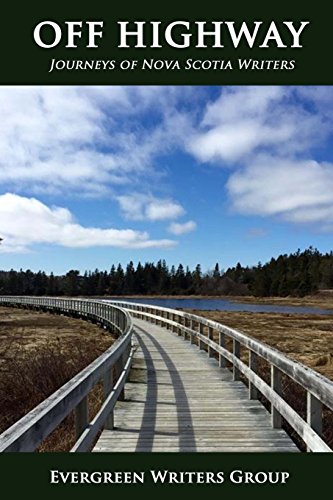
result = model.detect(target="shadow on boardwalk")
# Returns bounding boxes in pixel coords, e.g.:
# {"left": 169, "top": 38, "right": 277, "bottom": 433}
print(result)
{"left": 135, "top": 326, "right": 196, "bottom": 451}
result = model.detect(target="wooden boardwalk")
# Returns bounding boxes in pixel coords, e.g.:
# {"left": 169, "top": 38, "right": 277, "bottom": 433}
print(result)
{"left": 1, "top": 298, "right": 331, "bottom": 452}
{"left": 93, "top": 318, "right": 298, "bottom": 452}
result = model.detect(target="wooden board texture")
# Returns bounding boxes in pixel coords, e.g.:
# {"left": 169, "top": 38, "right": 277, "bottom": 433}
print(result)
{"left": 93, "top": 319, "right": 298, "bottom": 452}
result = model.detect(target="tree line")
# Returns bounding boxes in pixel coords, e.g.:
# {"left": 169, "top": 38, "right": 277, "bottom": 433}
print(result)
{"left": 225, "top": 247, "right": 333, "bottom": 297}
{"left": 0, "top": 247, "right": 332, "bottom": 297}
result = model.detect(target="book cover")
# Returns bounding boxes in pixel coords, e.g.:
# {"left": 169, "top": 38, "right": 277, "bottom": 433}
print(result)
{"left": 0, "top": 1, "right": 332, "bottom": 497}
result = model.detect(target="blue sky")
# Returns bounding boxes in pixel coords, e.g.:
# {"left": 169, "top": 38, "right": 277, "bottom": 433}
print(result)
{"left": 0, "top": 85, "right": 332, "bottom": 274}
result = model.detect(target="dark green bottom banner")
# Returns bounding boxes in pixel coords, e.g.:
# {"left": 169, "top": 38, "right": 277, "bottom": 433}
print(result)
{"left": 0, "top": 453, "right": 330, "bottom": 498}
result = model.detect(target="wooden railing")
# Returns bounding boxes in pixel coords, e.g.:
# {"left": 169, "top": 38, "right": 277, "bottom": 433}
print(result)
{"left": 0, "top": 297, "right": 133, "bottom": 452}
{"left": 109, "top": 300, "right": 333, "bottom": 453}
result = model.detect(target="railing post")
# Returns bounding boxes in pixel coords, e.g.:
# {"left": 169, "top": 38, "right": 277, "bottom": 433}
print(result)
{"left": 199, "top": 322, "right": 204, "bottom": 350}
{"left": 190, "top": 319, "right": 195, "bottom": 344}
{"left": 175, "top": 314, "right": 182, "bottom": 337}
{"left": 172, "top": 313, "right": 177, "bottom": 333}
{"left": 166, "top": 311, "right": 170, "bottom": 330}
{"left": 307, "top": 392, "right": 322, "bottom": 451}
{"left": 103, "top": 370, "right": 114, "bottom": 430}
{"left": 249, "top": 351, "right": 258, "bottom": 399}
{"left": 233, "top": 339, "right": 241, "bottom": 381}
{"left": 218, "top": 331, "right": 226, "bottom": 368}
{"left": 208, "top": 326, "right": 214, "bottom": 357}
{"left": 75, "top": 396, "right": 88, "bottom": 439}
{"left": 177, "top": 316, "right": 182, "bottom": 337}
{"left": 115, "top": 354, "right": 125, "bottom": 401}
{"left": 271, "top": 365, "right": 282, "bottom": 428}
{"left": 183, "top": 317, "right": 188, "bottom": 340}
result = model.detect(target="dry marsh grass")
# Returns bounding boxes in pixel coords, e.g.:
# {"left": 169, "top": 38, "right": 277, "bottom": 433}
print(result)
{"left": 0, "top": 307, "right": 115, "bottom": 451}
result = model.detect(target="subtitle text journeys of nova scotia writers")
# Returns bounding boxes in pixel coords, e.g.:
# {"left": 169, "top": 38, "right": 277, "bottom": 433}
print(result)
{"left": 48, "top": 58, "right": 296, "bottom": 72}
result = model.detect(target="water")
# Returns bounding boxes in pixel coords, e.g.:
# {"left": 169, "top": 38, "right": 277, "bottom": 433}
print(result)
{"left": 106, "top": 297, "right": 333, "bottom": 315}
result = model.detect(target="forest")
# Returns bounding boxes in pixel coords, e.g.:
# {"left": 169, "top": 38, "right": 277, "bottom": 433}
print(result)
{"left": 0, "top": 247, "right": 332, "bottom": 297}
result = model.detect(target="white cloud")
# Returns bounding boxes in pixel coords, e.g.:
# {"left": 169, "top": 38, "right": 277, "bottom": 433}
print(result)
{"left": 0, "top": 86, "right": 193, "bottom": 196}
{"left": 117, "top": 193, "right": 185, "bottom": 221}
{"left": 186, "top": 86, "right": 331, "bottom": 164}
{"left": 184, "top": 86, "right": 333, "bottom": 231}
{"left": 227, "top": 157, "right": 333, "bottom": 226}
{"left": 168, "top": 220, "right": 197, "bottom": 235}
{"left": 0, "top": 86, "right": 200, "bottom": 249}
{"left": 0, "top": 193, "right": 176, "bottom": 253}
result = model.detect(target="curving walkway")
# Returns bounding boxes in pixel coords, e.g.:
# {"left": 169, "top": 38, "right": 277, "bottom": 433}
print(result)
{"left": 93, "top": 318, "right": 298, "bottom": 452}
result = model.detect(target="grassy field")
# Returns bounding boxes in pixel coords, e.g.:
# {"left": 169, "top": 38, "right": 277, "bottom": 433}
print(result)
{"left": 0, "top": 306, "right": 115, "bottom": 451}
{"left": 229, "top": 291, "right": 333, "bottom": 310}
{"left": 107, "top": 291, "right": 333, "bottom": 309}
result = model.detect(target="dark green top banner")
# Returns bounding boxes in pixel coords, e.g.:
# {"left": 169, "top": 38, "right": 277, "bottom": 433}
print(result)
{"left": 0, "top": 2, "right": 331, "bottom": 84}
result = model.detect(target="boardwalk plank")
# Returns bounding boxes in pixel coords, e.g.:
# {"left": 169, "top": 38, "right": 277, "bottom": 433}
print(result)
{"left": 93, "top": 319, "right": 298, "bottom": 452}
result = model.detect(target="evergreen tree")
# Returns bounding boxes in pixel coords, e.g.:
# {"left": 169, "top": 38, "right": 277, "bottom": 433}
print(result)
{"left": 63, "top": 270, "right": 80, "bottom": 296}
{"left": 213, "top": 263, "right": 220, "bottom": 278}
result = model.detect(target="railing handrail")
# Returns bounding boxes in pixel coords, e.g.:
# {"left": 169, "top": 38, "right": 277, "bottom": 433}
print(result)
{"left": 109, "top": 300, "right": 333, "bottom": 411}
{"left": 0, "top": 296, "right": 133, "bottom": 452}
{"left": 107, "top": 300, "right": 333, "bottom": 452}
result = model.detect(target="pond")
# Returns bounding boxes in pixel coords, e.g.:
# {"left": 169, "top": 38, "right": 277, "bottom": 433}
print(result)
{"left": 106, "top": 297, "right": 333, "bottom": 315}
